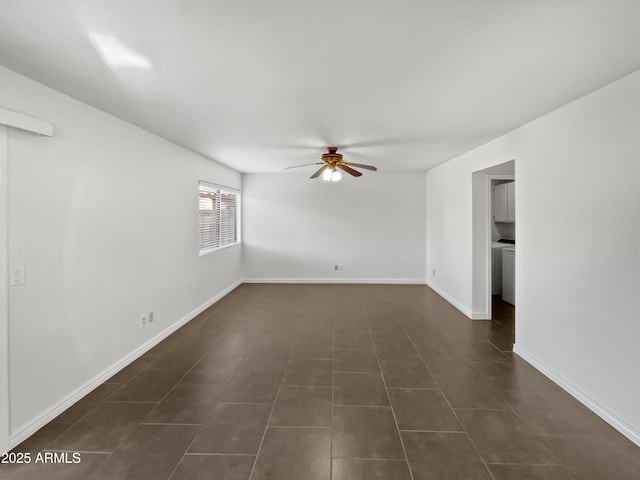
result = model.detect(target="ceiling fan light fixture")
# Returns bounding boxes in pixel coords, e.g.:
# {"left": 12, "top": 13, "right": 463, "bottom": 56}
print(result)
{"left": 323, "top": 167, "right": 342, "bottom": 182}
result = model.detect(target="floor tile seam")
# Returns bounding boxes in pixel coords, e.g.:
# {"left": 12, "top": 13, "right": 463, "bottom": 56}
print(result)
{"left": 276, "top": 385, "right": 333, "bottom": 390}
{"left": 29, "top": 420, "right": 77, "bottom": 453}
{"left": 495, "top": 347, "right": 513, "bottom": 354}
{"left": 282, "top": 382, "right": 333, "bottom": 387}
{"left": 395, "top": 318, "right": 498, "bottom": 480}
{"left": 39, "top": 448, "right": 113, "bottom": 454}
{"left": 268, "top": 419, "right": 332, "bottom": 429}
{"left": 215, "top": 352, "right": 270, "bottom": 404}
{"left": 46, "top": 399, "right": 159, "bottom": 452}
{"left": 102, "top": 400, "right": 159, "bottom": 404}
{"left": 104, "top": 317, "right": 234, "bottom": 417}
{"left": 484, "top": 461, "right": 566, "bottom": 466}
{"left": 266, "top": 425, "right": 332, "bottom": 430}
{"left": 535, "top": 433, "right": 610, "bottom": 439}
{"left": 333, "top": 457, "right": 409, "bottom": 462}
{"left": 167, "top": 424, "right": 204, "bottom": 480}
{"left": 367, "top": 325, "right": 416, "bottom": 480}
{"left": 452, "top": 407, "right": 510, "bottom": 412}
{"left": 183, "top": 452, "right": 256, "bottom": 457}
{"left": 134, "top": 345, "right": 227, "bottom": 422}
{"left": 333, "top": 370, "right": 381, "bottom": 374}
{"left": 86, "top": 451, "right": 112, "bottom": 479}
{"left": 332, "top": 404, "right": 395, "bottom": 409}
{"left": 334, "top": 347, "right": 375, "bottom": 351}
{"left": 491, "top": 318, "right": 515, "bottom": 332}
{"left": 331, "top": 454, "right": 409, "bottom": 460}
{"left": 51, "top": 397, "right": 155, "bottom": 441}
{"left": 247, "top": 343, "right": 294, "bottom": 480}
{"left": 398, "top": 429, "right": 467, "bottom": 434}
{"left": 140, "top": 422, "right": 204, "bottom": 426}
{"left": 499, "top": 391, "right": 541, "bottom": 429}
{"left": 290, "top": 356, "right": 333, "bottom": 360}
{"left": 330, "top": 312, "right": 336, "bottom": 480}
{"left": 386, "top": 387, "right": 438, "bottom": 391}
{"left": 108, "top": 315, "right": 234, "bottom": 477}
{"left": 485, "top": 401, "right": 566, "bottom": 462}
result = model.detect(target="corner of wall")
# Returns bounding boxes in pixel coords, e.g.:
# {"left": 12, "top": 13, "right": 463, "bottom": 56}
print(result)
{"left": 8, "top": 279, "right": 242, "bottom": 450}
{"left": 514, "top": 344, "right": 640, "bottom": 447}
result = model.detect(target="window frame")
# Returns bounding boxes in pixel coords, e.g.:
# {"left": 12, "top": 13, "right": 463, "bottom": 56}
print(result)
{"left": 198, "top": 181, "right": 241, "bottom": 256}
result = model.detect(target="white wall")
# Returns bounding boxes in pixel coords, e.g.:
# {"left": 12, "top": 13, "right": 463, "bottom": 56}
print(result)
{"left": 1, "top": 67, "right": 242, "bottom": 443}
{"left": 243, "top": 172, "right": 426, "bottom": 283}
{"left": 426, "top": 71, "right": 640, "bottom": 444}
{"left": 0, "top": 125, "right": 9, "bottom": 454}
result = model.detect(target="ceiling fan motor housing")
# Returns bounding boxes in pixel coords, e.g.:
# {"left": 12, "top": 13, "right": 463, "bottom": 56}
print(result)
{"left": 322, "top": 146, "right": 342, "bottom": 165}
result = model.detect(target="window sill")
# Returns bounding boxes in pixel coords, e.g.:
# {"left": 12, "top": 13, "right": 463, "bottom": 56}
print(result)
{"left": 199, "top": 242, "right": 241, "bottom": 256}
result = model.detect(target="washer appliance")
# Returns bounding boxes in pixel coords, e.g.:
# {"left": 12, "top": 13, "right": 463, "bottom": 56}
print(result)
{"left": 502, "top": 246, "right": 516, "bottom": 305}
{"left": 492, "top": 240, "right": 514, "bottom": 295}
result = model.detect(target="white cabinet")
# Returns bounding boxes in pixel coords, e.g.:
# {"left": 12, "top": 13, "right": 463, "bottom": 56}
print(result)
{"left": 507, "top": 182, "right": 515, "bottom": 222}
{"left": 494, "top": 181, "right": 515, "bottom": 223}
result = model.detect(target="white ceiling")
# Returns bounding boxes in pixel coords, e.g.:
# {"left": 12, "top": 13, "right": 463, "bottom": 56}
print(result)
{"left": 1, "top": 1, "right": 639, "bottom": 173}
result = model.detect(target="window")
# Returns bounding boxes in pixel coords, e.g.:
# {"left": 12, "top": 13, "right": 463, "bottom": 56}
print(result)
{"left": 199, "top": 181, "right": 240, "bottom": 254}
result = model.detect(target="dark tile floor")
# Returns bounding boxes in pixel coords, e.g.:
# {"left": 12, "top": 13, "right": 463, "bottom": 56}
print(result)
{"left": 2, "top": 285, "right": 639, "bottom": 479}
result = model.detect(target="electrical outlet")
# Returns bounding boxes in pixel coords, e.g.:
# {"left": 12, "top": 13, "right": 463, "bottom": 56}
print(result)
{"left": 148, "top": 312, "right": 154, "bottom": 324}
{"left": 141, "top": 313, "right": 149, "bottom": 328}
{"left": 10, "top": 265, "right": 25, "bottom": 286}
{"left": 432, "top": 269, "right": 436, "bottom": 276}
{"left": 334, "top": 264, "right": 344, "bottom": 271}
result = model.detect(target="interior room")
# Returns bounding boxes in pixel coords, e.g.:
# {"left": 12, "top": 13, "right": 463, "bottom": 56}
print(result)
{"left": 1, "top": 1, "right": 639, "bottom": 479}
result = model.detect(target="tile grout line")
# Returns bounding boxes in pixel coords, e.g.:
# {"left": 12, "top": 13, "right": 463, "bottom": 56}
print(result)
{"left": 366, "top": 304, "right": 416, "bottom": 480}
{"left": 495, "top": 390, "right": 564, "bottom": 463}
{"left": 140, "top": 422, "right": 203, "bottom": 426}
{"left": 166, "top": 291, "right": 270, "bottom": 479}
{"left": 398, "top": 429, "right": 467, "bottom": 434}
{"left": 394, "top": 314, "right": 498, "bottom": 480}
{"left": 267, "top": 425, "right": 332, "bottom": 429}
{"left": 45, "top": 319, "right": 235, "bottom": 461}
{"left": 166, "top": 423, "right": 203, "bottom": 479}
{"left": 183, "top": 452, "right": 256, "bottom": 456}
{"left": 102, "top": 400, "right": 159, "bottom": 404}
{"left": 147, "top": 319, "right": 242, "bottom": 480}
{"left": 246, "top": 338, "right": 294, "bottom": 480}
{"left": 484, "top": 460, "right": 566, "bottom": 466}
{"left": 330, "top": 308, "right": 336, "bottom": 479}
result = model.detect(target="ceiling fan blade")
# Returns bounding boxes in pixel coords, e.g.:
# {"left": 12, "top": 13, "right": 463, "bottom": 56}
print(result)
{"left": 344, "top": 162, "right": 377, "bottom": 171}
{"left": 337, "top": 164, "right": 363, "bottom": 177}
{"left": 285, "top": 162, "right": 323, "bottom": 169}
{"left": 310, "top": 164, "right": 329, "bottom": 179}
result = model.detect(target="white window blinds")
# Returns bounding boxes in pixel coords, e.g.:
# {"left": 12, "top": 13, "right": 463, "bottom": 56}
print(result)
{"left": 199, "top": 182, "right": 239, "bottom": 254}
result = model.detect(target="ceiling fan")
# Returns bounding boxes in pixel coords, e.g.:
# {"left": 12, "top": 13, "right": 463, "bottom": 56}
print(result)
{"left": 285, "top": 146, "right": 377, "bottom": 181}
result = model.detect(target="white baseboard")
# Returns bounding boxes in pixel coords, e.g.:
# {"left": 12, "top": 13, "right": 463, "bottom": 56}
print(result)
{"left": 425, "top": 281, "right": 473, "bottom": 318}
{"left": 470, "top": 313, "right": 491, "bottom": 320}
{"left": 8, "top": 279, "right": 242, "bottom": 450}
{"left": 242, "top": 278, "right": 426, "bottom": 285}
{"left": 514, "top": 343, "right": 640, "bottom": 447}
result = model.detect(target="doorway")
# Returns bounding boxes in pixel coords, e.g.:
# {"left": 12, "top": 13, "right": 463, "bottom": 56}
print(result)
{"left": 471, "top": 160, "right": 515, "bottom": 319}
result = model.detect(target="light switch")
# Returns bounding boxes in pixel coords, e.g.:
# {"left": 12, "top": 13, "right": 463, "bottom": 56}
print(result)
{"left": 10, "top": 265, "right": 25, "bottom": 286}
